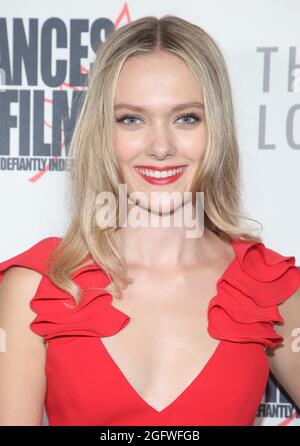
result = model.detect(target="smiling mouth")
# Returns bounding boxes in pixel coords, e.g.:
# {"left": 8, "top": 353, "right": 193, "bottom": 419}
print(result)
{"left": 134, "top": 165, "right": 188, "bottom": 185}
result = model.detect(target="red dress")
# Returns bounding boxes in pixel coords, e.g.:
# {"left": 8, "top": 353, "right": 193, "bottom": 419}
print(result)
{"left": 0, "top": 236, "right": 299, "bottom": 426}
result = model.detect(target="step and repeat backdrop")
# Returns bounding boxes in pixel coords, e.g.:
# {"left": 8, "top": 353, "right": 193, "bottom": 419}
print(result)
{"left": 0, "top": 0, "right": 299, "bottom": 426}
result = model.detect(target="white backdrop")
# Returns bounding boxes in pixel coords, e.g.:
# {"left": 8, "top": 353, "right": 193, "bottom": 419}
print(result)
{"left": 0, "top": 0, "right": 299, "bottom": 427}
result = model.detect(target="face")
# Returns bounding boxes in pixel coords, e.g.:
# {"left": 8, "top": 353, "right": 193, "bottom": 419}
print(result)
{"left": 113, "top": 51, "right": 207, "bottom": 216}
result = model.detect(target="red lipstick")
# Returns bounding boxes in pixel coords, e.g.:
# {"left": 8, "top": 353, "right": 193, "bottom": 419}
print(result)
{"left": 134, "top": 164, "right": 188, "bottom": 185}
{"left": 134, "top": 164, "right": 188, "bottom": 171}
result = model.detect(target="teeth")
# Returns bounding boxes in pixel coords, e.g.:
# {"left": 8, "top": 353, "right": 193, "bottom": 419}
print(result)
{"left": 136, "top": 167, "right": 185, "bottom": 178}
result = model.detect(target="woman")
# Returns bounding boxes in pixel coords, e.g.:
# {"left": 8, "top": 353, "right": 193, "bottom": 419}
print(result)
{"left": 0, "top": 15, "right": 299, "bottom": 426}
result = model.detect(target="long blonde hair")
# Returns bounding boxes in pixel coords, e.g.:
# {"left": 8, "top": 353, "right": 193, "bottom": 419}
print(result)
{"left": 46, "top": 15, "right": 263, "bottom": 305}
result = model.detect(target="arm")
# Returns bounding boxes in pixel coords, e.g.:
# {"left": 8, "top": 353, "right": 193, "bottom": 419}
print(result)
{"left": 266, "top": 285, "right": 300, "bottom": 409}
{"left": 0, "top": 266, "right": 47, "bottom": 425}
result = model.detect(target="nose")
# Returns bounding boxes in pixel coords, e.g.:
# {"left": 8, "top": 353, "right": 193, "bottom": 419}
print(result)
{"left": 145, "top": 126, "right": 176, "bottom": 161}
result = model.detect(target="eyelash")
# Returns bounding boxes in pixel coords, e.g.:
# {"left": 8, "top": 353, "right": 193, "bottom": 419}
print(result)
{"left": 115, "top": 112, "right": 201, "bottom": 126}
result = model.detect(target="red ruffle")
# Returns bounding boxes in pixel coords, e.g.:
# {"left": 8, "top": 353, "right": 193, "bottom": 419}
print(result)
{"left": 0, "top": 237, "right": 299, "bottom": 348}
{"left": 0, "top": 237, "right": 130, "bottom": 343}
{"left": 29, "top": 264, "right": 130, "bottom": 343}
{"left": 208, "top": 240, "right": 300, "bottom": 349}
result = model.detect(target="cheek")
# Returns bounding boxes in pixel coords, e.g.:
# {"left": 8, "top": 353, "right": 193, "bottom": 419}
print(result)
{"left": 113, "top": 131, "right": 143, "bottom": 164}
{"left": 179, "top": 130, "right": 207, "bottom": 161}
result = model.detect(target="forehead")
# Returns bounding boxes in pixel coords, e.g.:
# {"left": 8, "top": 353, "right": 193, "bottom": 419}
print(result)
{"left": 114, "top": 52, "right": 204, "bottom": 107}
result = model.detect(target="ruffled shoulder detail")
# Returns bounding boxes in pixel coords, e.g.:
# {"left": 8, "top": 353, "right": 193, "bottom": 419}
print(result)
{"left": 0, "top": 237, "right": 130, "bottom": 343}
{"left": 208, "top": 239, "right": 300, "bottom": 350}
{"left": 2, "top": 236, "right": 298, "bottom": 349}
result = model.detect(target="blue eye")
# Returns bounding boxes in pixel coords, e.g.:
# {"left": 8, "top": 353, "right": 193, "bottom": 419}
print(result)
{"left": 115, "top": 112, "right": 201, "bottom": 126}
{"left": 115, "top": 115, "right": 142, "bottom": 125}
{"left": 176, "top": 113, "right": 201, "bottom": 124}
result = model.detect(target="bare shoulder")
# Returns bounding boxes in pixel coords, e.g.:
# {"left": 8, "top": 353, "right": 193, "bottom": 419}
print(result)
{"left": 265, "top": 285, "right": 300, "bottom": 409}
{"left": 266, "top": 284, "right": 300, "bottom": 357}
{"left": 0, "top": 266, "right": 47, "bottom": 425}
{"left": 0, "top": 266, "right": 45, "bottom": 344}
{"left": 1, "top": 264, "right": 43, "bottom": 286}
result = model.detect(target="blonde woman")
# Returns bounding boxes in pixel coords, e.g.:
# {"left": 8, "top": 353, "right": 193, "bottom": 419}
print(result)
{"left": 0, "top": 15, "right": 299, "bottom": 426}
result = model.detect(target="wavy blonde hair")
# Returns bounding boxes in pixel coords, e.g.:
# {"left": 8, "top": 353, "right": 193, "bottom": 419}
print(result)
{"left": 46, "top": 15, "right": 263, "bottom": 305}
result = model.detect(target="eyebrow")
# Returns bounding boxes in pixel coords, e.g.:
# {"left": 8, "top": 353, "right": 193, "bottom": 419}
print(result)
{"left": 114, "top": 101, "right": 205, "bottom": 112}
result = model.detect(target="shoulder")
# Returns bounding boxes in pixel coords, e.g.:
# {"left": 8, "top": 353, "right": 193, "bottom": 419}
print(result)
{"left": 0, "top": 237, "right": 63, "bottom": 342}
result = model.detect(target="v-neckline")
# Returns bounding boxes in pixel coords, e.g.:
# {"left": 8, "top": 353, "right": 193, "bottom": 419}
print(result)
{"left": 99, "top": 336, "right": 224, "bottom": 414}
{"left": 98, "top": 238, "right": 238, "bottom": 415}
